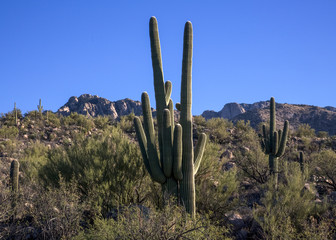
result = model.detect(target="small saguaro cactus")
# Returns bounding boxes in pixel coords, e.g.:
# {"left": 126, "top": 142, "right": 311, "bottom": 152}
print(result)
{"left": 299, "top": 151, "right": 304, "bottom": 174}
{"left": 10, "top": 159, "right": 19, "bottom": 192}
{"left": 133, "top": 17, "right": 207, "bottom": 217}
{"left": 14, "top": 102, "right": 18, "bottom": 125}
{"left": 37, "top": 99, "right": 43, "bottom": 118}
{"left": 260, "top": 97, "right": 289, "bottom": 188}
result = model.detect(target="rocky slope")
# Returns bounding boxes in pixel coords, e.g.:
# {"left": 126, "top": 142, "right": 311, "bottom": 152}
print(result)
{"left": 202, "top": 101, "right": 336, "bottom": 135}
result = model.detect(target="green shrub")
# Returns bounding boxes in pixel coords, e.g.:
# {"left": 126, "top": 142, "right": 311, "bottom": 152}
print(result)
{"left": 61, "top": 113, "right": 94, "bottom": 132}
{"left": 74, "top": 204, "right": 230, "bottom": 240}
{"left": 235, "top": 141, "right": 269, "bottom": 184}
{"left": 194, "top": 115, "right": 206, "bottom": 126}
{"left": 0, "top": 180, "right": 83, "bottom": 240}
{"left": 311, "top": 150, "right": 336, "bottom": 191}
{"left": 234, "top": 120, "right": 257, "bottom": 144}
{"left": 1, "top": 109, "right": 22, "bottom": 126}
{"left": 46, "top": 111, "right": 61, "bottom": 127}
{"left": 0, "top": 125, "right": 19, "bottom": 139}
{"left": 205, "top": 118, "right": 233, "bottom": 143}
{"left": 254, "top": 162, "right": 324, "bottom": 239}
{"left": 317, "top": 131, "right": 329, "bottom": 138}
{"left": 39, "top": 127, "right": 146, "bottom": 215}
{"left": 20, "top": 140, "right": 49, "bottom": 181}
{"left": 0, "top": 139, "right": 18, "bottom": 157}
{"left": 196, "top": 142, "right": 239, "bottom": 220}
{"left": 118, "top": 113, "right": 135, "bottom": 133}
{"left": 94, "top": 116, "right": 111, "bottom": 129}
{"left": 296, "top": 124, "right": 315, "bottom": 138}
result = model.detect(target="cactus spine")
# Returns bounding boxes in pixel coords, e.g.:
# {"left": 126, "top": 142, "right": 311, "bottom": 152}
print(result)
{"left": 10, "top": 159, "right": 19, "bottom": 192}
{"left": 133, "top": 17, "right": 206, "bottom": 217}
{"left": 37, "top": 99, "right": 43, "bottom": 118}
{"left": 261, "top": 97, "right": 289, "bottom": 189}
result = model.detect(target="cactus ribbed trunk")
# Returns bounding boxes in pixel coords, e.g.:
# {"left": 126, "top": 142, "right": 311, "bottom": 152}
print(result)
{"left": 179, "top": 21, "right": 195, "bottom": 217}
{"left": 10, "top": 160, "right": 19, "bottom": 192}
{"left": 260, "top": 97, "right": 289, "bottom": 190}
{"left": 270, "top": 155, "right": 279, "bottom": 189}
{"left": 134, "top": 17, "right": 206, "bottom": 218}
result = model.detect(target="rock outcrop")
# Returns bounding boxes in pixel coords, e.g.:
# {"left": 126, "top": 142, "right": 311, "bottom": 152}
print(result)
{"left": 218, "top": 103, "right": 245, "bottom": 119}
{"left": 58, "top": 94, "right": 144, "bottom": 120}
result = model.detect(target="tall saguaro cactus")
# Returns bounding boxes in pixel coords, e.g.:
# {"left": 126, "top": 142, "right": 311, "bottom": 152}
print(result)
{"left": 133, "top": 17, "right": 207, "bottom": 217}
{"left": 260, "top": 97, "right": 289, "bottom": 188}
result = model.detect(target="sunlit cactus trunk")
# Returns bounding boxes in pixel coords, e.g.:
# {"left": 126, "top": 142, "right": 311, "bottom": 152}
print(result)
{"left": 179, "top": 21, "right": 195, "bottom": 216}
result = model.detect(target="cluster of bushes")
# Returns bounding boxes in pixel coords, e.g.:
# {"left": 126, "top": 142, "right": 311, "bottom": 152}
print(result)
{"left": 0, "top": 111, "right": 335, "bottom": 239}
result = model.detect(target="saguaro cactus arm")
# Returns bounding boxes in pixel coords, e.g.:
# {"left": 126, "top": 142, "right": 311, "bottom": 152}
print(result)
{"left": 162, "top": 109, "right": 173, "bottom": 177}
{"left": 173, "top": 124, "right": 183, "bottom": 180}
{"left": 141, "top": 92, "right": 166, "bottom": 184}
{"left": 165, "top": 81, "right": 172, "bottom": 105}
{"left": 133, "top": 116, "right": 151, "bottom": 176}
{"left": 194, "top": 133, "right": 207, "bottom": 175}
{"left": 276, "top": 120, "right": 289, "bottom": 157}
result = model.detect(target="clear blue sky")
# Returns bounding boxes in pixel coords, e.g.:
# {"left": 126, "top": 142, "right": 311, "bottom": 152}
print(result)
{"left": 1, "top": 1, "right": 335, "bottom": 115}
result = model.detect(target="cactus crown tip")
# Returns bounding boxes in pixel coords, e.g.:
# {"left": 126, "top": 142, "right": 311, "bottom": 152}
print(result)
{"left": 185, "top": 21, "right": 192, "bottom": 28}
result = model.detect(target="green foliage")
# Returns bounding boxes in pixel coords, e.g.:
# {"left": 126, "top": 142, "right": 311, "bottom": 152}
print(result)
{"left": 74, "top": 204, "right": 230, "bottom": 240}
{"left": 118, "top": 113, "right": 135, "bottom": 132}
{"left": 0, "top": 139, "right": 17, "bottom": 157}
{"left": 194, "top": 115, "right": 207, "bottom": 126}
{"left": 46, "top": 111, "right": 61, "bottom": 127}
{"left": 39, "top": 127, "right": 146, "bottom": 215}
{"left": 317, "top": 131, "right": 328, "bottom": 138}
{"left": 311, "top": 149, "right": 336, "bottom": 191}
{"left": 94, "top": 115, "right": 111, "bottom": 130}
{"left": 0, "top": 125, "right": 19, "bottom": 139}
{"left": 0, "top": 180, "right": 84, "bottom": 239}
{"left": 1, "top": 109, "right": 22, "bottom": 126}
{"left": 61, "top": 112, "right": 94, "bottom": 132}
{"left": 235, "top": 138, "right": 269, "bottom": 184}
{"left": 196, "top": 142, "right": 238, "bottom": 220}
{"left": 295, "top": 123, "right": 315, "bottom": 138}
{"left": 20, "top": 140, "right": 49, "bottom": 181}
{"left": 254, "top": 162, "right": 324, "bottom": 239}
{"left": 205, "top": 118, "right": 233, "bottom": 143}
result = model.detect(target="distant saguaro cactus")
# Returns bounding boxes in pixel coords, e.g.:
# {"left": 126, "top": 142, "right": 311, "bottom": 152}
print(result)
{"left": 133, "top": 17, "right": 206, "bottom": 217}
{"left": 10, "top": 159, "right": 19, "bottom": 192}
{"left": 14, "top": 102, "right": 18, "bottom": 126}
{"left": 299, "top": 151, "right": 304, "bottom": 174}
{"left": 260, "top": 97, "right": 289, "bottom": 189}
{"left": 37, "top": 99, "right": 43, "bottom": 118}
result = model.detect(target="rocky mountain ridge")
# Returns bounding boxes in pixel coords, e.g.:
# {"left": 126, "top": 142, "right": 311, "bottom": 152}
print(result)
{"left": 202, "top": 101, "right": 336, "bottom": 135}
{"left": 57, "top": 94, "right": 336, "bottom": 135}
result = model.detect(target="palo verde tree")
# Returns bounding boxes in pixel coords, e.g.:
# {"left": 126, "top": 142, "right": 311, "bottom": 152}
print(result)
{"left": 133, "top": 17, "right": 206, "bottom": 217}
{"left": 260, "top": 97, "right": 289, "bottom": 189}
